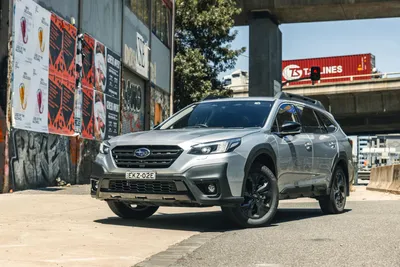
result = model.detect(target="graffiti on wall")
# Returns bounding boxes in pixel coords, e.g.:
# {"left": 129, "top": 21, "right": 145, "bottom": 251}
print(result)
{"left": 150, "top": 86, "right": 170, "bottom": 128}
{"left": 77, "top": 139, "right": 99, "bottom": 184}
{"left": 121, "top": 71, "right": 144, "bottom": 134}
{"left": 9, "top": 129, "right": 75, "bottom": 190}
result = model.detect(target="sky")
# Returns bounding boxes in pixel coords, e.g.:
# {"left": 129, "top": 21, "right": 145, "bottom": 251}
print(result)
{"left": 218, "top": 18, "right": 400, "bottom": 80}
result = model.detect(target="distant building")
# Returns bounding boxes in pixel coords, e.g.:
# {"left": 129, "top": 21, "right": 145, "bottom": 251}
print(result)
{"left": 358, "top": 134, "right": 400, "bottom": 170}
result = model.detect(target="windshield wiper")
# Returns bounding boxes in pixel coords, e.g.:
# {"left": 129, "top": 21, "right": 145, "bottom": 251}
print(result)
{"left": 185, "top": 124, "right": 209, "bottom": 128}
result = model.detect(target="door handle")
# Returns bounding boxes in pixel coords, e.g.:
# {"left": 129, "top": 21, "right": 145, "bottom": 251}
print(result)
{"left": 328, "top": 141, "right": 336, "bottom": 149}
{"left": 305, "top": 142, "right": 312, "bottom": 151}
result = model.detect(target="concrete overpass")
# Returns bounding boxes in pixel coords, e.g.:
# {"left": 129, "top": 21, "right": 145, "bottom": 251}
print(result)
{"left": 282, "top": 76, "right": 400, "bottom": 135}
{"left": 233, "top": 0, "right": 400, "bottom": 97}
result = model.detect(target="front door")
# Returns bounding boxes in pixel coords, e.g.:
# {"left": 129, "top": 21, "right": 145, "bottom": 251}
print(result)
{"left": 271, "top": 103, "right": 313, "bottom": 194}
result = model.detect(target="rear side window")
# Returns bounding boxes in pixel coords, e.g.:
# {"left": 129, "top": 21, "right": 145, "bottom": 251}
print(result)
{"left": 317, "top": 111, "right": 337, "bottom": 133}
{"left": 295, "top": 105, "right": 326, "bottom": 134}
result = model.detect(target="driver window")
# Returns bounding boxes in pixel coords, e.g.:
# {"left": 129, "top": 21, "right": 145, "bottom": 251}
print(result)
{"left": 271, "top": 104, "right": 299, "bottom": 132}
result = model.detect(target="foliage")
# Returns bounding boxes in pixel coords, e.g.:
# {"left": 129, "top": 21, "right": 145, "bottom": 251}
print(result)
{"left": 173, "top": 0, "right": 246, "bottom": 111}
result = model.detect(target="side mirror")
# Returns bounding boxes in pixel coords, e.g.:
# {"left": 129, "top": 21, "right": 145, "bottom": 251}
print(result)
{"left": 280, "top": 121, "right": 302, "bottom": 135}
{"left": 326, "top": 125, "right": 336, "bottom": 133}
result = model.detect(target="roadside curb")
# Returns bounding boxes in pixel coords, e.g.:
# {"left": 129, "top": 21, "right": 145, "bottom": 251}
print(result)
{"left": 366, "top": 187, "right": 400, "bottom": 195}
{"left": 133, "top": 232, "right": 222, "bottom": 267}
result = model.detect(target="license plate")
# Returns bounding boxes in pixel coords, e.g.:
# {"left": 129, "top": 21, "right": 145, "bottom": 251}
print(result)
{"left": 125, "top": 171, "right": 156, "bottom": 180}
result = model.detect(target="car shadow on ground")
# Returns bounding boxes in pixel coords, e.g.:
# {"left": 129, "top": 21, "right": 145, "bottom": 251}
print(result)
{"left": 94, "top": 207, "right": 352, "bottom": 232}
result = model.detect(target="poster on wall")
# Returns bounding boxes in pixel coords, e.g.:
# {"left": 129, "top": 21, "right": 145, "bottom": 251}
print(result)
{"left": 49, "top": 13, "right": 77, "bottom": 82}
{"left": 47, "top": 75, "right": 75, "bottom": 136}
{"left": 105, "top": 48, "right": 121, "bottom": 99}
{"left": 81, "top": 87, "right": 94, "bottom": 139}
{"left": 49, "top": 13, "right": 63, "bottom": 79}
{"left": 93, "top": 41, "right": 121, "bottom": 140}
{"left": 60, "top": 80, "right": 75, "bottom": 133}
{"left": 13, "top": 0, "right": 34, "bottom": 64}
{"left": 12, "top": 0, "right": 50, "bottom": 133}
{"left": 82, "top": 34, "right": 95, "bottom": 89}
{"left": 93, "top": 91, "right": 119, "bottom": 141}
{"left": 12, "top": 61, "right": 33, "bottom": 129}
{"left": 62, "top": 21, "right": 77, "bottom": 82}
{"left": 105, "top": 95, "right": 120, "bottom": 139}
{"left": 93, "top": 90, "right": 106, "bottom": 140}
{"left": 47, "top": 12, "right": 77, "bottom": 135}
{"left": 94, "top": 40, "right": 107, "bottom": 93}
{"left": 48, "top": 74, "right": 62, "bottom": 133}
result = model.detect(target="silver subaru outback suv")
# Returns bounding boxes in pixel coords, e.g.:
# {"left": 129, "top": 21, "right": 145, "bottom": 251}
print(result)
{"left": 91, "top": 92, "right": 354, "bottom": 228}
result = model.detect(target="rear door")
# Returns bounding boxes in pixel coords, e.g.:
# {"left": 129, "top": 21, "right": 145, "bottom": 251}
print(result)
{"left": 294, "top": 105, "right": 338, "bottom": 187}
{"left": 271, "top": 103, "right": 313, "bottom": 193}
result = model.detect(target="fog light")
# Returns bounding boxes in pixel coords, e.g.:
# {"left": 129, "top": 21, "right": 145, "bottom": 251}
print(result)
{"left": 207, "top": 184, "right": 216, "bottom": 194}
{"left": 91, "top": 179, "right": 99, "bottom": 191}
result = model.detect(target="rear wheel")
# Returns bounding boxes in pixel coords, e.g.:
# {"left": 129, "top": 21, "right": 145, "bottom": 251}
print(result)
{"left": 319, "top": 165, "right": 347, "bottom": 214}
{"left": 107, "top": 201, "right": 159, "bottom": 219}
{"left": 222, "top": 163, "right": 279, "bottom": 228}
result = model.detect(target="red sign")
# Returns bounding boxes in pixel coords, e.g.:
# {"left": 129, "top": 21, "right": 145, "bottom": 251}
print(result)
{"left": 282, "top": 53, "right": 375, "bottom": 86}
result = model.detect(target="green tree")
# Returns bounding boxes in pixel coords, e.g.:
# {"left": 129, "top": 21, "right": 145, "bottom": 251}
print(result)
{"left": 173, "top": 0, "right": 246, "bottom": 112}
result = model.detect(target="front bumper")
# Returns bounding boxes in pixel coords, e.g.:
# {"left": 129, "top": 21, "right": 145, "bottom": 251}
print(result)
{"left": 90, "top": 162, "right": 244, "bottom": 207}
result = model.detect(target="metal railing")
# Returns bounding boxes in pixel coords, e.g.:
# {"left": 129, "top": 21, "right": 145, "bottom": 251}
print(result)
{"left": 224, "top": 72, "right": 400, "bottom": 91}
{"left": 284, "top": 72, "right": 400, "bottom": 86}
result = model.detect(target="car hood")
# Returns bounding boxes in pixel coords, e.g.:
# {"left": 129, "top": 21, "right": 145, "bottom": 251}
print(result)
{"left": 109, "top": 128, "right": 261, "bottom": 147}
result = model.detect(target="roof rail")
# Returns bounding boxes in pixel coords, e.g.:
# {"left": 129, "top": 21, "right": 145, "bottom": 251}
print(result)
{"left": 202, "top": 95, "right": 230, "bottom": 101}
{"left": 275, "top": 92, "right": 326, "bottom": 110}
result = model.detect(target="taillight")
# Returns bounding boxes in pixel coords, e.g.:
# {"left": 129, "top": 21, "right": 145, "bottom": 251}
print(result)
{"left": 348, "top": 138, "right": 353, "bottom": 148}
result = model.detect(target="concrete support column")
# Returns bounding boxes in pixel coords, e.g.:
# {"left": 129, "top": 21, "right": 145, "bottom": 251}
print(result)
{"left": 249, "top": 12, "right": 282, "bottom": 97}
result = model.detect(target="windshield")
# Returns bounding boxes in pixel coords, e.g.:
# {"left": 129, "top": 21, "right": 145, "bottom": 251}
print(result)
{"left": 158, "top": 100, "right": 274, "bottom": 130}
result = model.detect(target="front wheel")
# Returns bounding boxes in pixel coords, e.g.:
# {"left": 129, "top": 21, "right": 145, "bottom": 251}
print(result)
{"left": 318, "top": 165, "right": 347, "bottom": 214}
{"left": 222, "top": 163, "right": 279, "bottom": 228}
{"left": 107, "top": 201, "right": 159, "bottom": 219}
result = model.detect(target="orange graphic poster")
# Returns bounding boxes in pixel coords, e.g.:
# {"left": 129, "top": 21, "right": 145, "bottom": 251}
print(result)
{"left": 62, "top": 21, "right": 77, "bottom": 82}
{"left": 81, "top": 87, "right": 94, "bottom": 139}
{"left": 49, "top": 14, "right": 63, "bottom": 79}
{"left": 48, "top": 75, "right": 75, "bottom": 135}
{"left": 82, "top": 34, "right": 95, "bottom": 89}
{"left": 49, "top": 13, "right": 77, "bottom": 82}
{"left": 47, "top": 12, "right": 77, "bottom": 135}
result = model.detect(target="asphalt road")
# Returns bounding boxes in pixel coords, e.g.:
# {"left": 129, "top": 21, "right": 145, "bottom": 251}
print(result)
{"left": 2, "top": 185, "right": 400, "bottom": 267}
{"left": 173, "top": 201, "right": 400, "bottom": 267}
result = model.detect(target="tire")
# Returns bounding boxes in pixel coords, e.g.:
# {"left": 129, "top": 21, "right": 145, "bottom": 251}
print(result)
{"left": 107, "top": 201, "right": 159, "bottom": 219}
{"left": 318, "top": 165, "right": 347, "bottom": 214}
{"left": 222, "top": 163, "right": 279, "bottom": 228}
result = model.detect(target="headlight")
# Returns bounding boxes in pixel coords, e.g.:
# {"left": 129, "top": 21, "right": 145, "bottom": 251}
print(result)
{"left": 99, "top": 141, "right": 110, "bottom": 154}
{"left": 188, "top": 138, "right": 241, "bottom": 155}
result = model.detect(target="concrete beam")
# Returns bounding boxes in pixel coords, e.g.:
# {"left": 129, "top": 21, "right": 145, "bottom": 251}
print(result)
{"left": 283, "top": 78, "right": 400, "bottom": 96}
{"left": 356, "top": 93, "right": 384, "bottom": 114}
{"left": 306, "top": 90, "right": 400, "bottom": 135}
{"left": 235, "top": 0, "right": 400, "bottom": 25}
{"left": 337, "top": 113, "right": 400, "bottom": 135}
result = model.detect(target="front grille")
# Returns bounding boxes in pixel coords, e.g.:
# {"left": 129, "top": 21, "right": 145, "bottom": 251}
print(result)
{"left": 112, "top": 145, "right": 183, "bottom": 168}
{"left": 108, "top": 180, "right": 178, "bottom": 194}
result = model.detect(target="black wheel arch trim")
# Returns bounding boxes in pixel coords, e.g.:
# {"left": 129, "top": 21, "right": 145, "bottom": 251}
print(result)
{"left": 330, "top": 152, "right": 350, "bottom": 196}
{"left": 241, "top": 144, "right": 277, "bottom": 196}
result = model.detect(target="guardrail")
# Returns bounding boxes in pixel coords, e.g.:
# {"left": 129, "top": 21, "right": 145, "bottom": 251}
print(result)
{"left": 284, "top": 72, "right": 400, "bottom": 86}
{"left": 224, "top": 72, "right": 400, "bottom": 91}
